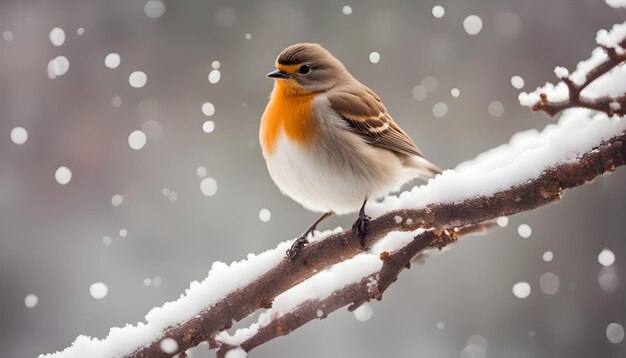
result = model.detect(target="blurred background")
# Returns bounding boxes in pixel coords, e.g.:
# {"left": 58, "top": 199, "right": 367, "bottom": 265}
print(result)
{"left": 1, "top": 0, "right": 625, "bottom": 357}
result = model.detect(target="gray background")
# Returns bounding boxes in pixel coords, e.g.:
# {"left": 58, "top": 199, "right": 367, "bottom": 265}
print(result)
{"left": 1, "top": 0, "right": 624, "bottom": 357}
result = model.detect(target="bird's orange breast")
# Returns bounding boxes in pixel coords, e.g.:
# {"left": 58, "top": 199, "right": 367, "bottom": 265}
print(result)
{"left": 260, "top": 81, "right": 318, "bottom": 156}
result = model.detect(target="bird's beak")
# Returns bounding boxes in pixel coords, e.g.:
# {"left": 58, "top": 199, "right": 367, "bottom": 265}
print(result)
{"left": 267, "top": 69, "right": 290, "bottom": 79}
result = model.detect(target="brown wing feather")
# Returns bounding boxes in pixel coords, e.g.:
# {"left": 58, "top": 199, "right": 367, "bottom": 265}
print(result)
{"left": 328, "top": 86, "right": 424, "bottom": 157}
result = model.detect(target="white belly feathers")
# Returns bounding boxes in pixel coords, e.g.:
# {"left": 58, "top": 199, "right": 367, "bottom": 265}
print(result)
{"left": 264, "top": 95, "right": 421, "bottom": 215}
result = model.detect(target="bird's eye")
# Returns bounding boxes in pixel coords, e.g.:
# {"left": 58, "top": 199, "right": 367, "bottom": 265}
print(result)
{"left": 298, "top": 64, "right": 311, "bottom": 74}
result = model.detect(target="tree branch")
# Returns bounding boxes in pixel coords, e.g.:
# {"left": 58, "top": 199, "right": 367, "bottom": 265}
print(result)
{"left": 215, "top": 224, "right": 491, "bottom": 357}
{"left": 128, "top": 129, "right": 626, "bottom": 357}
{"left": 531, "top": 46, "right": 626, "bottom": 117}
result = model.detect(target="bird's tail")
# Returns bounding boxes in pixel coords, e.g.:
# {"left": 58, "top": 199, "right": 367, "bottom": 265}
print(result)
{"left": 408, "top": 156, "right": 442, "bottom": 180}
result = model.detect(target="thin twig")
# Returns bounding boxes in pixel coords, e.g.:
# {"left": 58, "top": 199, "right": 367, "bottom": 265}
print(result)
{"left": 532, "top": 46, "right": 626, "bottom": 117}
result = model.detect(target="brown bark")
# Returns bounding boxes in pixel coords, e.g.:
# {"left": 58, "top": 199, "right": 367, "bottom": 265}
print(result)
{"left": 215, "top": 225, "right": 491, "bottom": 357}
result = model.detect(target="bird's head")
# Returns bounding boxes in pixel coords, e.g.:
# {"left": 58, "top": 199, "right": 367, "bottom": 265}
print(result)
{"left": 267, "top": 43, "right": 350, "bottom": 95}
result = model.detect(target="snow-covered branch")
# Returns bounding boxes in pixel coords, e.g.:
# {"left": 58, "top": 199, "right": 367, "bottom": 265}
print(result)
{"left": 40, "top": 110, "right": 626, "bottom": 358}
{"left": 41, "top": 12, "right": 626, "bottom": 358}
{"left": 519, "top": 21, "right": 626, "bottom": 116}
{"left": 214, "top": 224, "right": 491, "bottom": 358}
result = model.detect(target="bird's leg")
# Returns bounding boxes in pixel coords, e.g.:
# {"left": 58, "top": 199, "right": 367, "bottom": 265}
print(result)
{"left": 287, "top": 211, "right": 334, "bottom": 260}
{"left": 352, "top": 199, "right": 370, "bottom": 250}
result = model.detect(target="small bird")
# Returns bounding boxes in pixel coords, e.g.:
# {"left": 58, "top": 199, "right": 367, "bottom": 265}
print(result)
{"left": 260, "top": 43, "right": 440, "bottom": 259}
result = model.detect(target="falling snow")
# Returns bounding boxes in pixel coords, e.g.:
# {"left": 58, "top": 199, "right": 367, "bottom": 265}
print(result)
{"left": 542, "top": 251, "right": 554, "bottom": 262}
{"left": 539, "top": 272, "right": 560, "bottom": 295}
{"left": 111, "top": 194, "right": 124, "bottom": 207}
{"left": 47, "top": 56, "right": 70, "bottom": 79}
{"left": 129, "top": 71, "right": 147, "bottom": 88}
{"left": 412, "top": 85, "right": 427, "bottom": 101}
{"left": 49, "top": 27, "right": 65, "bottom": 47}
{"left": 89, "top": 282, "right": 108, "bottom": 299}
{"left": 10, "top": 127, "right": 28, "bottom": 145}
{"left": 463, "top": 15, "right": 483, "bottom": 35}
{"left": 25, "top": 294, "right": 38, "bottom": 308}
{"left": 432, "top": 102, "right": 448, "bottom": 118}
{"left": 3, "top": 30, "right": 14, "bottom": 41}
{"left": 512, "top": 282, "right": 531, "bottom": 299}
{"left": 55, "top": 166, "right": 72, "bottom": 185}
{"left": 144, "top": 1, "right": 166, "bottom": 19}
{"left": 517, "top": 224, "right": 532, "bottom": 238}
{"left": 432, "top": 5, "right": 445, "bottom": 18}
{"left": 606, "top": 323, "right": 624, "bottom": 344}
{"left": 197, "top": 166, "right": 207, "bottom": 177}
{"left": 104, "top": 53, "right": 121, "bottom": 69}
{"left": 598, "top": 267, "right": 619, "bottom": 293}
{"left": 598, "top": 249, "right": 615, "bottom": 266}
{"left": 202, "top": 102, "right": 215, "bottom": 116}
{"left": 342, "top": 5, "right": 352, "bottom": 15}
{"left": 202, "top": 121, "right": 215, "bottom": 133}
{"left": 208, "top": 70, "right": 221, "bottom": 84}
{"left": 368, "top": 52, "right": 380, "bottom": 64}
{"left": 152, "top": 277, "right": 162, "bottom": 287}
{"left": 128, "top": 130, "right": 147, "bottom": 150}
{"left": 200, "top": 177, "right": 218, "bottom": 196}
{"left": 112, "top": 96, "right": 122, "bottom": 108}
{"left": 511, "top": 75, "right": 525, "bottom": 89}
{"left": 488, "top": 101, "right": 504, "bottom": 117}
{"left": 258, "top": 208, "right": 271, "bottom": 223}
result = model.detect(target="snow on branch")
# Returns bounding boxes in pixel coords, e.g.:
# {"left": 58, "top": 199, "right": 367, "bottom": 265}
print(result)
{"left": 214, "top": 224, "right": 491, "bottom": 357}
{"left": 40, "top": 110, "right": 626, "bottom": 358}
{"left": 519, "top": 20, "right": 626, "bottom": 116}
{"left": 42, "top": 18, "right": 626, "bottom": 358}
{"left": 214, "top": 115, "right": 626, "bottom": 357}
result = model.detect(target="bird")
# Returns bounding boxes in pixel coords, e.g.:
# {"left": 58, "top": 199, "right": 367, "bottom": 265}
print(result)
{"left": 259, "top": 43, "right": 441, "bottom": 259}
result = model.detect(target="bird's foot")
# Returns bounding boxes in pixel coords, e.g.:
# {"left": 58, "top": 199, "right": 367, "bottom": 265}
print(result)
{"left": 287, "top": 235, "right": 309, "bottom": 260}
{"left": 352, "top": 212, "right": 370, "bottom": 251}
{"left": 286, "top": 211, "right": 334, "bottom": 261}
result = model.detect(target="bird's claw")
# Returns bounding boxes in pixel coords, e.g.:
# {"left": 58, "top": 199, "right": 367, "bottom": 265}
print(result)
{"left": 287, "top": 235, "right": 309, "bottom": 260}
{"left": 352, "top": 214, "right": 370, "bottom": 250}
